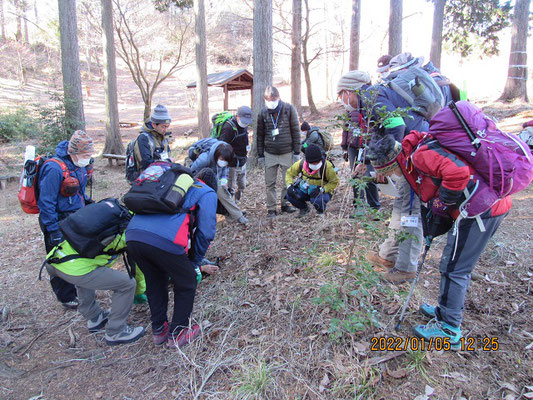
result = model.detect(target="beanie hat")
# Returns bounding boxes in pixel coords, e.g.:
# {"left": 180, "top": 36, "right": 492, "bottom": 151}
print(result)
{"left": 388, "top": 52, "right": 424, "bottom": 73}
{"left": 336, "top": 70, "right": 371, "bottom": 94}
{"left": 368, "top": 135, "right": 402, "bottom": 174}
{"left": 194, "top": 167, "right": 218, "bottom": 192}
{"left": 305, "top": 144, "right": 322, "bottom": 163}
{"left": 377, "top": 55, "right": 393, "bottom": 73}
{"left": 300, "top": 121, "right": 311, "bottom": 132}
{"left": 151, "top": 104, "right": 171, "bottom": 124}
{"left": 67, "top": 130, "right": 94, "bottom": 155}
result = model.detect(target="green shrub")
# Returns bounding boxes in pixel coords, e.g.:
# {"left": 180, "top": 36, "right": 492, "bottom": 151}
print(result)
{"left": 0, "top": 108, "right": 39, "bottom": 142}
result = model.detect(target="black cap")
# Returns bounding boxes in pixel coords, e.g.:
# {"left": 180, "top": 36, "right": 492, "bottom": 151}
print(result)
{"left": 194, "top": 168, "right": 218, "bottom": 192}
{"left": 300, "top": 121, "right": 311, "bottom": 132}
{"left": 305, "top": 144, "right": 322, "bottom": 163}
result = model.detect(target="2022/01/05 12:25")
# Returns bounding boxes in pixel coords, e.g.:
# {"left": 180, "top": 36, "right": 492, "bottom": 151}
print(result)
{"left": 369, "top": 336, "right": 500, "bottom": 351}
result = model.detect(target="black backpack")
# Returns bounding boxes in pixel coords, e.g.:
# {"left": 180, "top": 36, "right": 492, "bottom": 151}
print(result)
{"left": 123, "top": 162, "right": 195, "bottom": 215}
{"left": 58, "top": 198, "right": 132, "bottom": 259}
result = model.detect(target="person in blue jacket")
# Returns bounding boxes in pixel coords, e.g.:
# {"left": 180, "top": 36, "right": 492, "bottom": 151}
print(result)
{"left": 125, "top": 168, "right": 218, "bottom": 349}
{"left": 37, "top": 130, "right": 94, "bottom": 309}
{"left": 190, "top": 140, "right": 248, "bottom": 224}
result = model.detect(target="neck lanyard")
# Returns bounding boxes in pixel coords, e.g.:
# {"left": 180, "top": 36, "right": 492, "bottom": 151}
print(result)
{"left": 270, "top": 106, "right": 282, "bottom": 129}
{"left": 409, "top": 187, "right": 415, "bottom": 215}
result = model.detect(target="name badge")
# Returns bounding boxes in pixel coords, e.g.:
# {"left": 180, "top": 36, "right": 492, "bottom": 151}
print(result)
{"left": 400, "top": 215, "right": 419, "bottom": 227}
{"left": 357, "top": 148, "right": 364, "bottom": 162}
{"left": 272, "top": 128, "right": 279, "bottom": 137}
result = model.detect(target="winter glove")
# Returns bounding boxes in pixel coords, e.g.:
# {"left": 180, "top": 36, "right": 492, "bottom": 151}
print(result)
{"left": 257, "top": 157, "right": 265, "bottom": 168}
{"left": 421, "top": 205, "right": 454, "bottom": 241}
{"left": 49, "top": 230, "right": 64, "bottom": 247}
{"left": 219, "top": 177, "right": 228, "bottom": 188}
{"left": 343, "top": 151, "right": 349, "bottom": 162}
{"left": 194, "top": 266, "right": 202, "bottom": 283}
{"left": 292, "top": 154, "right": 300, "bottom": 164}
{"left": 309, "top": 187, "right": 324, "bottom": 198}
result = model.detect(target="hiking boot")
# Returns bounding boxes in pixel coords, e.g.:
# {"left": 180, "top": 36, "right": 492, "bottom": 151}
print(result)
{"left": 133, "top": 293, "right": 148, "bottom": 304}
{"left": 297, "top": 206, "right": 310, "bottom": 218}
{"left": 105, "top": 325, "right": 145, "bottom": 346}
{"left": 419, "top": 303, "right": 436, "bottom": 319}
{"left": 412, "top": 318, "right": 461, "bottom": 350}
{"left": 62, "top": 298, "right": 79, "bottom": 310}
{"left": 367, "top": 251, "right": 394, "bottom": 269}
{"left": 235, "top": 190, "right": 242, "bottom": 201}
{"left": 167, "top": 324, "right": 201, "bottom": 348}
{"left": 281, "top": 205, "right": 297, "bottom": 214}
{"left": 152, "top": 321, "right": 169, "bottom": 346}
{"left": 267, "top": 210, "right": 277, "bottom": 218}
{"left": 381, "top": 268, "right": 416, "bottom": 283}
{"left": 87, "top": 311, "right": 109, "bottom": 333}
{"left": 237, "top": 215, "right": 248, "bottom": 224}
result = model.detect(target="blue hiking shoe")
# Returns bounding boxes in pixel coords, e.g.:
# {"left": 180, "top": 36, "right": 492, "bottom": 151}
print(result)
{"left": 419, "top": 303, "right": 436, "bottom": 319}
{"left": 412, "top": 318, "right": 462, "bottom": 350}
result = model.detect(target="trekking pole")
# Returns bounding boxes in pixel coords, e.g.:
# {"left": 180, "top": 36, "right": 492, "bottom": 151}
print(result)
{"left": 448, "top": 101, "right": 480, "bottom": 151}
{"left": 395, "top": 238, "right": 432, "bottom": 332}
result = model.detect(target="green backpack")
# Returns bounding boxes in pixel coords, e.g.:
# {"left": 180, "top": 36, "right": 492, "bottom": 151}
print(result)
{"left": 210, "top": 111, "right": 237, "bottom": 138}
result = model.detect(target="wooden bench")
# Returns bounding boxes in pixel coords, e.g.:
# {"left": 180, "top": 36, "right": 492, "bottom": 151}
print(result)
{"left": 102, "top": 154, "right": 126, "bottom": 166}
{"left": 0, "top": 175, "right": 18, "bottom": 190}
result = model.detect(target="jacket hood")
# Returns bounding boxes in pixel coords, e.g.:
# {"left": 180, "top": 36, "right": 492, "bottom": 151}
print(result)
{"left": 208, "top": 140, "right": 225, "bottom": 164}
{"left": 55, "top": 140, "right": 71, "bottom": 158}
{"left": 142, "top": 121, "right": 165, "bottom": 141}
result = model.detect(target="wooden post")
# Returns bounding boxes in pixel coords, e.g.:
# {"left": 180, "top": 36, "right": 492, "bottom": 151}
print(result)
{"left": 250, "top": 86, "right": 254, "bottom": 109}
{"left": 223, "top": 85, "right": 229, "bottom": 110}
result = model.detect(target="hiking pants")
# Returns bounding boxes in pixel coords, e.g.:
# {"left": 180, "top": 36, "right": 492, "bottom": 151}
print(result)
{"left": 286, "top": 186, "right": 332, "bottom": 212}
{"left": 378, "top": 176, "right": 423, "bottom": 273}
{"left": 51, "top": 266, "right": 136, "bottom": 336}
{"left": 217, "top": 185, "right": 244, "bottom": 221}
{"left": 436, "top": 212, "right": 507, "bottom": 327}
{"left": 39, "top": 213, "right": 77, "bottom": 303}
{"left": 228, "top": 165, "right": 246, "bottom": 196}
{"left": 126, "top": 241, "right": 197, "bottom": 337}
{"left": 347, "top": 147, "right": 380, "bottom": 210}
{"left": 265, "top": 152, "right": 292, "bottom": 211}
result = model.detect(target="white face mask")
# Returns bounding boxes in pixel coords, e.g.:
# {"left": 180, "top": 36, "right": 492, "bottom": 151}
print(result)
{"left": 74, "top": 158, "right": 91, "bottom": 168}
{"left": 308, "top": 161, "right": 323, "bottom": 171}
{"left": 237, "top": 120, "right": 248, "bottom": 128}
{"left": 217, "top": 159, "right": 228, "bottom": 168}
{"left": 265, "top": 100, "right": 279, "bottom": 110}
{"left": 342, "top": 100, "right": 356, "bottom": 113}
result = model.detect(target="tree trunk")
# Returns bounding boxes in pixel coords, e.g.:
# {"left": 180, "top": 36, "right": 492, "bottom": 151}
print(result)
{"left": 143, "top": 98, "right": 152, "bottom": 122}
{"left": 388, "top": 0, "right": 402, "bottom": 56}
{"left": 302, "top": 0, "right": 318, "bottom": 115}
{"left": 1, "top": 0, "right": 6, "bottom": 41}
{"left": 430, "top": 0, "right": 445, "bottom": 68}
{"left": 23, "top": 9, "right": 28, "bottom": 43}
{"left": 323, "top": 0, "right": 330, "bottom": 100}
{"left": 291, "top": 0, "right": 302, "bottom": 115}
{"left": 16, "top": 15, "right": 22, "bottom": 42}
{"left": 500, "top": 0, "right": 530, "bottom": 102}
{"left": 34, "top": 0, "right": 38, "bottom": 25}
{"left": 349, "top": 0, "right": 360, "bottom": 70}
{"left": 58, "top": 0, "right": 86, "bottom": 131}
{"left": 251, "top": 0, "right": 273, "bottom": 166}
{"left": 101, "top": 0, "right": 123, "bottom": 155}
{"left": 194, "top": 0, "right": 210, "bottom": 137}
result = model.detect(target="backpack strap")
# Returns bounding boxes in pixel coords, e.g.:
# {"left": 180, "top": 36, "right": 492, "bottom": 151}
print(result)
{"left": 44, "top": 158, "right": 71, "bottom": 179}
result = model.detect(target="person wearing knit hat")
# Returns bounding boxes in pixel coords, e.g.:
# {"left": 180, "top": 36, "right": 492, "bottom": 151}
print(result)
{"left": 284, "top": 144, "right": 339, "bottom": 217}
{"left": 368, "top": 135, "right": 402, "bottom": 175}
{"left": 37, "top": 131, "right": 96, "bottom": 310}
{"left": 128, "top": 105, "right": 172, "bottom": 183}
{"left": 300, "top": 122, "right": 327, "bottom": 156}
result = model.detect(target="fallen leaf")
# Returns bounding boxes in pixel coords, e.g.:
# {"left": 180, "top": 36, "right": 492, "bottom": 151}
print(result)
{"left": 319, "top": 374, "right": 330, "bottom": 392}
{"left": 201, "top": 320, "right": 212, "bottom": 329}
{"left": 503, "top": 395, "right": 516, "bottom": 400}
{"left": 523, "top": 393, "right": 533, "bottom": 399}
{"left": 425, "top": 385, "right": 434, "bottom": 396}
{"left": 251, "top": 329, "right": 261, "bottom": 336}
{"left": 387, "top": 367, "right": 408, "bottom": 379}
{"left": 354, "top": 341, "right": 369, "bottom": 354}
{"left": 500, "top": 382, "right": 519, "bottom": 393}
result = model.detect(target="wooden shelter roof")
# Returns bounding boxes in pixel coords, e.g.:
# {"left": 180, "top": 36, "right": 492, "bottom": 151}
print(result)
{"left": 186, "top": 69, "right": 253, "bottom": 91}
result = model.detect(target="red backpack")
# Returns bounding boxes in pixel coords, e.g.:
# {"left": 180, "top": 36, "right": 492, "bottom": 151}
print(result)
{"left": 18, "top": 156, "right": 78, "bottom": 214}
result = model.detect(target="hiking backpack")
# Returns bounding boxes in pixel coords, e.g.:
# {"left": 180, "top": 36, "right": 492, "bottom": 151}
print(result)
{"left": 386, "top": 66, "right": 445, "bottom": 120}
{"left": 518, "top": 127, "right": 533, "bottom": 149}
{"left": 123, "top": 161, "right": 195, "bottom": 215}
{"left": 309, "top": 127, "right": 334, "bottom": 152}
{"left": 188, "top": 137, "right": 218, "bottom": 162}
{"left": 428, "top": 101, "right": 533, "bottom": 217}
{"left": 210, "top": 111, "right": 236, "bottom": 138}
{"left": 18, "top": 156, "right": 78, "bottom": 214}
{"left": 58, "top": 198, "right": 132, "bottom": 259}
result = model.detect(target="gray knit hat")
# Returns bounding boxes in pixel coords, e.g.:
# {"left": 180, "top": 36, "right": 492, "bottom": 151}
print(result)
{"left": 336, "top": 70, "right": 371, "bottom": 94}
{"left": 151, "top": 104, "right": 171, "bottom": 124}
{"left": 388, "top": 52, "right": 424, "bottom": 73}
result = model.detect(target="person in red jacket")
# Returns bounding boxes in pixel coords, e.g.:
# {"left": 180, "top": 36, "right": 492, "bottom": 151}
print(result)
{"left": 369, "top": 133, "right": 511, "bottom": 347}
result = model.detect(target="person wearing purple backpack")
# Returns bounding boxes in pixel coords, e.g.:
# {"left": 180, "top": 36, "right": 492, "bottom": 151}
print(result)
{"left": 368, "top": 130, "right": 513, "bottom": 347}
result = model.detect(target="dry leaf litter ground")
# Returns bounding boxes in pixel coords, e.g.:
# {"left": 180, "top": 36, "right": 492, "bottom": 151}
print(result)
{"left": 0, "top": 108, "right": 532, "bottom": 400}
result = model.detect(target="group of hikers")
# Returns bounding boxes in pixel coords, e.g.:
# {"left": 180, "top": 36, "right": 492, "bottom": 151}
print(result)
{"left": 23, "top": 51, "right": 532, "bottom": 350}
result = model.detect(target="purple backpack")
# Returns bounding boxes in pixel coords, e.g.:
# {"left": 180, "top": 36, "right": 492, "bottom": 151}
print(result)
{"left": 429, "top": 101, "right": 533, "bottom": 217}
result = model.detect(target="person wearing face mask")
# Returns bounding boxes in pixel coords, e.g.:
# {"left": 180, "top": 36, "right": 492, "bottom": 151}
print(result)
{"left": 285, "top": 144, "right": 339, "bottom": 217}
{"left": 219, "top": 106, "right": 253, "bottom": 202}
{"left": 37, "top": 130, "right": 94, "bottom": 309}
{"left": 190, "top": 140, "right": 248, "bottom": 224}
{"left": 256, "top": 86, "right": 301, "bottom": 217}
{"left": 133, "top": 104, "right": 172, "bottom": 172}
{"left": 337, "top": 69, "right": 430, "bottom": 280}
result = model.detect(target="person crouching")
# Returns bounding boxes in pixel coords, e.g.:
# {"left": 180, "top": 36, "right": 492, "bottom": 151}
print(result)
{"left": 125, "top": 168, "right": 218, "bottom": 349}
{"left": 285, "top": 144, "right": 339, "bottom": 217}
